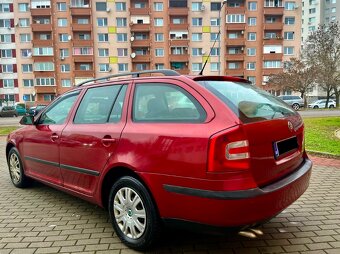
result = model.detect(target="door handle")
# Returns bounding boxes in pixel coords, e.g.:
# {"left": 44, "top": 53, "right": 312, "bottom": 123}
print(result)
{"left": 101, "top": 136, "right": 116, "bottom": 147}
{"left": 51, "top": 133, "right": 59, "bottom": 142}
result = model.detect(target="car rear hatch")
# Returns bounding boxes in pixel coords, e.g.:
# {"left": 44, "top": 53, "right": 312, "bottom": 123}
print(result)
{"left": 196, "top": 77, "right": 305, "bottom": 187}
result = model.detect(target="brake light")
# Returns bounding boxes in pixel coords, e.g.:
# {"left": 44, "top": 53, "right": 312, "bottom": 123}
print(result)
{"left": 208, "top": 126, "right": 250, "bottom": 172}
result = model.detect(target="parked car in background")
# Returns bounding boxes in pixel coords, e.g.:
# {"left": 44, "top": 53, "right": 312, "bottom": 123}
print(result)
{"left": 308, "top": 99, "right": 336, "bottom": 109}
{"left": 277, "top": 95, "right": 304, "bottom": 110}
{"left": 27, "top": 105, "right": 47, "bottom": 116}
{"left": 15, "top": 105, "right": 27, "bottom": 116}
{"left": 6, "top": 70, "right": 312, "bottom": 250}
{"left": 0, "top": 106, "right": 17, "bottom": 117}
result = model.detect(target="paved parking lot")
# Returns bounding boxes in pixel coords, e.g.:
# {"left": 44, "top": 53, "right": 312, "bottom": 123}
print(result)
{"left": 0, "top": 136, "right": 339, "bottom": 254}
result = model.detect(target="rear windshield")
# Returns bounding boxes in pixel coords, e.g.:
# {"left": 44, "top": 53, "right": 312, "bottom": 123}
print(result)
{"left": 198, "top": 80, "right": 297, "bottom": 123}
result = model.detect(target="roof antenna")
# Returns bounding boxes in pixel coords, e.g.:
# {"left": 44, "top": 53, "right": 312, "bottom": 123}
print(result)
{"left": 199, "top": 0, "right": 228, "bottom": 76}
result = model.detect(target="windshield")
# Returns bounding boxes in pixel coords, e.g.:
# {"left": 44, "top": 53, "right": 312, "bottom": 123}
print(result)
{"left": 198, "top": 80, "right": 297, "bottom": 123}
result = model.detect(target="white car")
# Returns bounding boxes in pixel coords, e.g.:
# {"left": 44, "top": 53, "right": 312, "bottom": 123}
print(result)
{"left": 308, "top": 99, "right": 336, "bottom": 109}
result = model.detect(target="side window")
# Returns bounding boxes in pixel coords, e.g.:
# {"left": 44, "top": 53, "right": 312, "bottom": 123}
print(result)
{"left": 38, "top": 91, "right": 80, "bottom": 125}
{"left": 74, "top": 85, "right": 125, "bottom": 124}
{"left": 133, "top": 83, "right": 206, "bottom": 122}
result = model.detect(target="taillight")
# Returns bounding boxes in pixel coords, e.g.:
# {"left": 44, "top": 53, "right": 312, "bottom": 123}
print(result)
{"left": 208, "top": 126, "right": 250, "bottom": 172}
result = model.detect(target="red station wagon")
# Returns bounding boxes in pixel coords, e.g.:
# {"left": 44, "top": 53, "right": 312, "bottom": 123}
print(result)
{"left": 6, "top": 70, "right": 312, "bottom": 250}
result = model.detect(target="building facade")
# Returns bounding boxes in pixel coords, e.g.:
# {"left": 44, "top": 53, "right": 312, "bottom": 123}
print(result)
{"left": 0, "top": 0, "right": 302, "bottom": 105}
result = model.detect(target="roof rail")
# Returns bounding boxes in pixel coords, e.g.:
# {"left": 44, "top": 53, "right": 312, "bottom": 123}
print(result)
{"left": 77, "top": 69, "right": 180, "bottom": 87}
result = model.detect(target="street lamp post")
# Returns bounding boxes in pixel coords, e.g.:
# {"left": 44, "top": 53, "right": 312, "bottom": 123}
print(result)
{"left": 218, "top": 0, "right": 228, "bottom": 75}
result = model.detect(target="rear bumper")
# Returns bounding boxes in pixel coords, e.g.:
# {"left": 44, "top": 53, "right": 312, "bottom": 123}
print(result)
{"left": 142, "top": 158, "right": 312, "bottom": 227}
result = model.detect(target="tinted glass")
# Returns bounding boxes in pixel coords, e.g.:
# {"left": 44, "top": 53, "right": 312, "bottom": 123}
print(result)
{"left": 198, "top": 80, "right": 296, "bottom": 123}
{"left": 133, "top": 83, "right": 206, "bottom": 122}
{"left": 74, "top": 85, "right": 122, "bottom": 124}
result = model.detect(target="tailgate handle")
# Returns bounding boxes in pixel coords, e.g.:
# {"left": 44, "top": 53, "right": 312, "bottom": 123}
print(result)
{"left": 50, "top": 133, "right": 59, "bottom": 142}
{"left": 102, "top": 136, "right": 116, "bottom": 147}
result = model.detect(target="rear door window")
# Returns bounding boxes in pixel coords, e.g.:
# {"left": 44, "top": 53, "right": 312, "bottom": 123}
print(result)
{"left": 198, "top": 80, "right": 296, "bottom": 123}
{"left": 133, "top": 83, "right": 206, "bottom": 122}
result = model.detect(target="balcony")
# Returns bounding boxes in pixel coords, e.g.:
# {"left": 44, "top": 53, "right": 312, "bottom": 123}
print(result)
{"left": 226, "top": 7, "right": 246, "bottom": 14}
{"left": 263, "top": 37, "right": 283, "bottom": 45}
{"left": 175, "top": 68, "right": 190, "bottom": 75}
{"left": 131, "top": 39, "right": 151, "bottom": 47}
{"left": 170, "top": 39, "right": 189, "bottom": 47}
{"left": 264, "top": 7, "right": 284, "bottom": 15}
{"left": 226, "top": 38, "right": 245, "bottom": 46}
{"left": 72, "top": 23, "right": 92, "bottom": 31}
{"left": 33, "top": 71, "right": 55, "bottom": 77}
{"left": 129, "top": 7, "right": 149, "bottom": 15}
{"left": 169, "top": 54, "right": 189, "bottom": 62}
{"left": 70, "top": 7, "right": 91, "bottom": 16}
{"left": 263, "top": 53, "right": 283, "bottom": 61}
{"left": 263, "top": 68, "right": 283, "bottom": 76}
{"left": 32, "top": 56, "right": 54, "bottom": 62}
{"left": 226, "top": 23, "right": 246, "bottom": 31}
{"left": 169, "top": 23, "right": 189, "bottom": 30}
{"left": 130, "top": 23, "right": 150, "bottom": 32}
{"left": 226, "top": 54, "right": 244, "bottom": 61}
{"left": 32, "top": 39, "right": 53, "bottom": 47}
{"left": 30, "top": 8, "right": 52, "bottom": 16}
{"left": 226, "top": 69, "right": 244, "bottom": 76}
{"left": 34, "top": 86, "right": 56, "bottom": 94}
{"left": 74, "top": 70, "right": 94, "bottom": 77}
{"left": 72, "top": 39, "right": 93, "bottom": 47}
{"left": 73, "top": 55, "right": 94, "bottom": 62}
{"left": 31, "top": 23, "right": 52, "bottom": 32}
{"left": 264, "top": 22, "right": 283, "bottom": 30}
{"left": 131, "top": 55, "right": 151, "bottom": 62}
{"left": 169, "top": 7, "right": 189, "bottom": 15}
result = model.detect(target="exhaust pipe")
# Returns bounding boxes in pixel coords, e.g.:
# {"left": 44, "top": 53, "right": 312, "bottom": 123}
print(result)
{"left": 238, "top": 228, "right": 263, "bottom": 239}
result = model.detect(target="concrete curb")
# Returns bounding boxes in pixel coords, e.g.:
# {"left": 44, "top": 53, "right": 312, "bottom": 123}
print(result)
{"left": 307, "top": 150, "right": 340, "bottom": 159}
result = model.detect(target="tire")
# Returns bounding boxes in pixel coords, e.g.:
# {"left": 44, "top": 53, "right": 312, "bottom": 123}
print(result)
{"left": 313, "top": 105, "right": 319, "bottom": 109}
{"left": 292, "top": 103, "right": 300, "bottom": 110}
{"left": 7, "top": 147, "right": 32, "bottom": 188}
{"left": 108, "top": 176, "right": 161, "bottom": 250}
{"left": 329, "top": 105, "right": 335, "bottom": 108}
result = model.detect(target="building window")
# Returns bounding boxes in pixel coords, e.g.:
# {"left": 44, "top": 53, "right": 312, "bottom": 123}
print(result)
{"left": 59, "top": 34, "right": 69, "bottom": 42}
{"left": 115, "top": 2, "right": 126, "bottom": 11}
{"left": 248, "top": 17, "right": 257, "bottom": 26}
{"left": 61, "top": 64, "right": 70, "bottom": 72}
{"left": 155, "top": 63, "right": 164, "bottom": 70}
{"left": 61, "top": 79, "right": 71, "bottom": 87}
{"left": 154, "top": 18, "right": 163, "bottom": 26}
{"left": 248, "top": 1, "right": 257, "bottom": 10}
{"left": 247, "top": 48, "right": 256, "bottom": 56}
{"left": 22, "top": 64, "right": 33, "bottom": 73}
{"left": 73, "top": 47, "right": 93, "bottom": 55}
{"left": 155, "top": 33, "right": 164, "bottom": 42}
{"left": 265, "top": 0, "right": 283, "bottom": 7}
{"left": 117, "top": 48, "right": 128, "bottom": 56}
{"left": 285, "top": 2, "right": 296, "bottom": 10}
{"left": 210, "top": 33, "right": 220, "bottom": 41}
{"left": 23, "top": 79, "right": 34, "bottom": 87}
{"left": 118, "top": 63, "right": 128, "bottom": 72}
{"left": 263, "top": 61, "right": 282, "bottom": 68}
{"left": 20, "top": 34, "right": 31, "bottom": 42}
{"left": 210, "top": 62, "right": 220, "bottom": 72}
{"left": 39, "top": 34, "right": 51, "bottom": 40}
{"left": 3, "top": 79, "right": 14, "bottom": 88}
{"left": 21, "top": 49, "right": 32, "bottom": 57}
{"left": 57, "top": 2, "right": 67, "bottom": 11}
{"left": 97, "top": 18, "right": 108, "bottom": 27}
{"left": 247, "top": 62, "right": 256, "bottom": 70}
{"left": 18, "top": 3, "right": 29, "bottom": 12}
{"left": 284, "top": 32, "right": 294, "bottom": 40}
{"left": 228, "top": 62, "right": 239, "bottom": 69}
{"left": 192, "top": 33, "right": 202, "bottom": 41}
{"left": 155, "top": 48, "right": 164, "bottom": 57}
{"left": 0, "top": 34, "right": 12, "bottom": 43}
{"left": 116, "top": 18, "right": 127, "bottom": 27}
{"left": 98, "top": 48, "right": 109, "bottom": 57}
{"left": 0, "top": 3, "right": 10, "bottom": 12}
{"left": 98, "top": 33, "right": 109, "bottom": 42}
{"left": 43, "top": 94, "right": 55, "bottom": 102}
{"left": 284, "top": 17, "right": 295, "bottom": 25}
{"left": 36, "top": 78, "right": 55, "bottom": 86}
{"left": 34, "top": 62, "right": 54, "bottom": 71}
{"left": 1, "top": 49, "right": 12, "bottom": 58}
{"left": 99, "top": 64, "right": 110, "bottom": 72}
{"left": 227, "top": 14, "right": 245, "bottom": 23}
{"left": 154, "top": 2, "right": 163, "bottom": 11}
{"left": 2, "top": 64, "right": 13, "bottom": 73}
{"left": 284, "top": 47, "right": 294, "bottom": 55}
{"left": 192, "top": 48, "right": 203, "bottom": 56}
{"left": 192, "top": 18, "right": 203, "bottom": 26}
{"left": 247, "top": 76, "right": 256, "bottom": 85}
{"left": 60, "top": 49, "right": 69, "bottom": 58}
{"left": 79, "top": 64, "right": 91, "bottom": 71}
{"left": 0, "top": 19, "right": 11, "bottom": 28}
{"left": 192, "top": 63, "right": 203, "bottom": 71}
{"left": 19, "top": 18, "right": 30, "bottom": 27}
{"left": 96, "top": 2, "right": 107, "bottom": 11}
{"left": 58, "top": 18, "right": 68, "bottom": 27}
{"left": 117, "top": 33, "right": 127, "bottom": 42}
{"left": 211, "top": 2, "right": 221, "bottom": 11}
{"left": 77, "top": 18, "right": 89, "bottom": 24}
{"left": 247, "top": 32, "right": 256, "bottom": 41}
{"left": 136, "top": 63, "right": 148, "bottom": 71}
{"left": 210, "top": 18, "right": 220, "bottom": 26}
{"left": 192, "top": 2, "right": 203, "bottom": 11}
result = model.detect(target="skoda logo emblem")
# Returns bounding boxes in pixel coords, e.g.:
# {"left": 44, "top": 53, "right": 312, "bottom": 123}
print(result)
{"left": 288, "top": 121, "right": 294, "bottom": 132}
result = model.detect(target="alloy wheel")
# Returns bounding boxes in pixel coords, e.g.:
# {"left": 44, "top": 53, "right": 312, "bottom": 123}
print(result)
{"left": 9, "top": 153, "right": 21, "bottom": 184}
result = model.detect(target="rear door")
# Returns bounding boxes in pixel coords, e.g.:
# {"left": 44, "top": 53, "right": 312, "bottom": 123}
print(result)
{"left": 59, "top": 83, "right": 128, "bottom": 196}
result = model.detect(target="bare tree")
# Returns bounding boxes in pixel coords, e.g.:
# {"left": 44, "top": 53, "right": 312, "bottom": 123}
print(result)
{"left": 304, "top": 22, "right": 340, "bottom": 108}
{"left": 268, "top": 58, "right": 316, "bottom": 107}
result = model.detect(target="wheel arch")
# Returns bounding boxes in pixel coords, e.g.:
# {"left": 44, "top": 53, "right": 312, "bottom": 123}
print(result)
{"left": 6, "top": 142, "right": 16, "bottom": 163}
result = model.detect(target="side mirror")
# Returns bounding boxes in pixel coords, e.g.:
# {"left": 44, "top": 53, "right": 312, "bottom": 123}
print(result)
{"left": 20, "top": 115, "right": 34, "bottom": 125}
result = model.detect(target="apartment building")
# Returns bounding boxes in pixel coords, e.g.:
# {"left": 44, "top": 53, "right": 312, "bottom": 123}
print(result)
{"left": 0, "top": 0, "right": 302, "bottom": 105}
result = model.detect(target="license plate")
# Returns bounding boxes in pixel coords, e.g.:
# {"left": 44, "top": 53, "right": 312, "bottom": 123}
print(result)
{"left": 273, "top": 136, "right": 298, "bottom": 159}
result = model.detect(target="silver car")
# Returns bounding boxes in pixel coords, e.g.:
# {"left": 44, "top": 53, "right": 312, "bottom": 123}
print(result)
{"left": 308, "top": 99, "right": 336, "bottom": 109}
{"left": 277, "top": 95, "right": 304, "bottom": 111}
